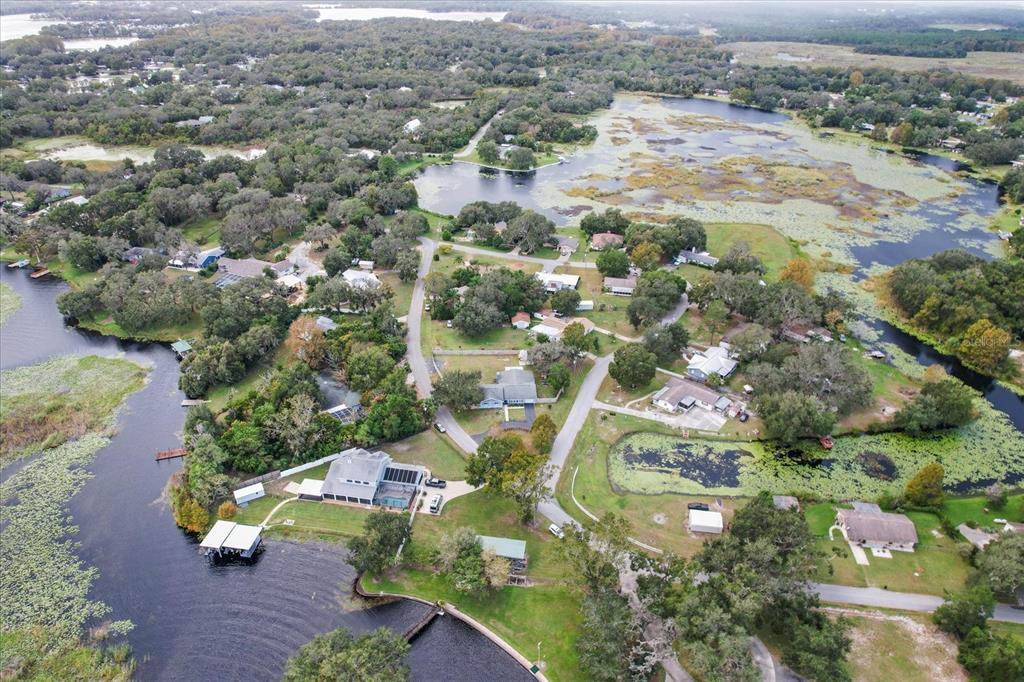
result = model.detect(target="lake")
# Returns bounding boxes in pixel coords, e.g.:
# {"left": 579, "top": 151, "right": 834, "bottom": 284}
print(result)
{"left": 415, "top": 95, "right": 1022, "bottom": 431}
{"left": 308, "top": 5, "right": 507, "bottom": 23}
{"left": 36, "top": 139, "right": 267, "bottom": 164}
{"left": 0, "top": 268, "right": 532, "bottom": 682}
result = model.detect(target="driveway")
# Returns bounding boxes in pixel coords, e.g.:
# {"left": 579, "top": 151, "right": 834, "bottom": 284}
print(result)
{"left": 592, "top": 400, "right": 726, "bottom": 433}
{"left": 409, "top": 238, "right": 478, "bottom": 454}
{"left": 287, "top": 240, "right": 327, "bottom": 281}
{"left": 453, "top": 109, "right": 503, "bottom": 159}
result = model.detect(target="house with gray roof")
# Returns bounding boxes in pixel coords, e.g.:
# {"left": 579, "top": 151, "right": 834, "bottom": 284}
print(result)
{"left": 652, "top": 378, "right": 725, "bottom": 413}
{"left": 835, "top": 507, "right": 918, "bottom": 552}
{"left": 674, "top": 249, "right": 719, "bottom": 268}
{"left": 320, "top": 447, "right": 424, "bottom": 509}
{"left": 479, "top": 368, "right": 538, "bottom": 408}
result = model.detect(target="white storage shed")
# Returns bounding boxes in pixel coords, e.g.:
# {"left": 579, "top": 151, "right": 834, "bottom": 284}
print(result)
{"left": 688, "top": 509, "right": 724, "bottom": 534}
{"left": 233, "top": 482, "right": 265, "bottom": 507}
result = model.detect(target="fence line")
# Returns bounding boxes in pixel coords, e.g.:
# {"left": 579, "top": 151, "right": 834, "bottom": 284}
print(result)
{"left": 279, "top": 451, "right": 345, "bottom": 479}
{"left": 432, "top": 348, "right": 521, "bottom": 356}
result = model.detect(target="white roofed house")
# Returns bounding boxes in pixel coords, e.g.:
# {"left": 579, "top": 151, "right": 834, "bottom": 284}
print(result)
{"left": 674, "top": 249, "right": 719, "bottom": 268}
{"left": 403, "top": 118, "right": 422, "bottom": 134}
{"left": 342, "top": 268, "right": 382, "bottom": 288}
{"left": 479, "top": 368, "right": 538, "bottom": 408}
{"left": 529, "top": 316, "right": 594, "bottom": 342}
{"left": 534, "top": 272, "right": 579, "bottom": 293}
{"left": 686, "top": 345, "right": 738, "bottom": 383}
{"left": 652, "top": 378, "right": 724, "bottom": 413}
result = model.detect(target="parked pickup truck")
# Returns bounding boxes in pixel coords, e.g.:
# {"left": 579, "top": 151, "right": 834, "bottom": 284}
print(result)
{"left": 425, "top": 477, "right": 447, "bottom": 489}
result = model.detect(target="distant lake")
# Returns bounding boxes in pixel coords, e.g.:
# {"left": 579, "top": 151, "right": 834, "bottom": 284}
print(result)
{"left": 65, "top": 36, "right": 139, "bottom": 51}
{"left": 307, "top": 5, "right": 507, "bottom": 22}
{"left": 37, "top": 140, "right": 267, "bottom": 164}
{"left": 0, "top": 13, "right": 65, "bottom": 41}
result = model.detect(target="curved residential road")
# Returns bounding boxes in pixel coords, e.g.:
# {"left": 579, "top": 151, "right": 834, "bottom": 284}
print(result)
{"left": 408, "top": 237, "right": 478, "bottom": 454}
{"left": 453, "top": 109, "right": 504, "bottom": 159}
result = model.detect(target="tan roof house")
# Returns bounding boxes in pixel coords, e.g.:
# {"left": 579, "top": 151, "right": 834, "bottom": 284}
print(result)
{"left": 590, "top": 232, "right": 624, "bottom": 250}
{"left": 836, "top": 507, "right": 918, "bottom": 552}
{"left": 510, "top": 312, "right": 532, "bottom": 329}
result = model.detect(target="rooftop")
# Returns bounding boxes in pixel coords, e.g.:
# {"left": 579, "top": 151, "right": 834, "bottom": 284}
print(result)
{"left": 654, "top": 378, "right": 721, "bottom": 408}
{"left": 478, "top": 535, "right": 527, "bottom": 561}
{"left": 837, "top": 508, "right": 918, "bottom": 545}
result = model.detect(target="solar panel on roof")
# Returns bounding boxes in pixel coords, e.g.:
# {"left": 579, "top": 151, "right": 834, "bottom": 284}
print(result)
{"left": 383, "top": 466, "right": 420, "bottom": 484}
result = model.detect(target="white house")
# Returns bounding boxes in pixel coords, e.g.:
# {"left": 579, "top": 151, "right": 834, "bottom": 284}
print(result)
{"left": 534, "top": 272, "right": 580, "bottom": 293}
{"left": 686, "top": 345, "right": 738, "bottom": 382}
{"left": 530, "top": 316, "right": 594, "bottom": 341}
{"left": 403, "top": 118, "right": 422, "bottom": 134}
{"left": 689, "top": 509, "right": 724, "bottom": 534}
{"left": 342, "top": 268, "right": 381, "bottom": 288}
{"left": 510, "top": 312, "right": 532, "bottom": 329}
{"left": 652, "top": 378, "right": 723, "bottom": 413}
{"left": 602, "top": 276, "right": 637, "bottom": 296}
{"left": 321, "top": 447, "right": 425, "bottom": 509}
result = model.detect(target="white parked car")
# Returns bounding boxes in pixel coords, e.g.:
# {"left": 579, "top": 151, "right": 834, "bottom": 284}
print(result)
{"left": 548, "top": 523, "right": 565, "bottom": 539}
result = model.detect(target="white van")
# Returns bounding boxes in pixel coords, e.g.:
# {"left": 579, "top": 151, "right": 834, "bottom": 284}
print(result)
{"left": 428, "top": 494, "right": 443, "bottom": 514}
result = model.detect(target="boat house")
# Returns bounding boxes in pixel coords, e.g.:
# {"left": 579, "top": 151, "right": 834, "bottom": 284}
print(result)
{"left": 200, "top": 520, "right": 263, "bottom": 559}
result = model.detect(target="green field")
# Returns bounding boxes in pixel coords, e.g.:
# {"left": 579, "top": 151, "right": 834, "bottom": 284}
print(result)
{"left": 181, "top": 215, "right": 222, "bottom": 247}
{"left": 364, "top": 490, "right": 583, "bottom": 681}
{"left": 705, "top": 222, "right": 797, "bottom": 281}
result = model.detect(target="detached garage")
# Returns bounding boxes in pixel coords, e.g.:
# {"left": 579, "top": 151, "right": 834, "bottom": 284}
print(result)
{"left": 688, "top": 509, "right": 724, "bottom": 534}
{"left": 233, "top": 482, "right": 265, "bottom": 507}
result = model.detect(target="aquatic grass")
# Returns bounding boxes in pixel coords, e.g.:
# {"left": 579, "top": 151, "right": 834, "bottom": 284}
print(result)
{"left": 609, "top": 400, "right": 1024, "bottom": 500}
{"left": 0, "top": 435, "right": 134, "bottom": 649}
{"left": 0, "top": 355, "right": 149, "bottom": 462}
{"left": 0, "top": 281, "right": 21, "bottom": 326}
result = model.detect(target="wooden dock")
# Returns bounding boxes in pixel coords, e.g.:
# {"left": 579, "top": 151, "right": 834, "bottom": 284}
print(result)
{"left": 180, "top": 399, "right": 208, "bottom": 407}
{"left": 29, "top": 268, "right": 50, "bottom": 279}
{"left": 402, "top": 605, "right": 444, "bottom": 642}
{"left": 155, "top": 447, "right": 187, "bottom": 461}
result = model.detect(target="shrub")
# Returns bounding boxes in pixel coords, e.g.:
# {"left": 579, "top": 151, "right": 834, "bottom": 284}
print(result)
{"left": 217, "top": 501, "right": 238, "bottom": 519}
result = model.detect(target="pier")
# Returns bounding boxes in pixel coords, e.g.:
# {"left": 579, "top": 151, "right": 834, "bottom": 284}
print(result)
{"left": 155, "top": 447, "right": 187, "bottom": 461}
{"left": 402, "top": 605, "right": 445, "bottom": 642}
{"left": 29, "top": 268, "right": 51, "bottom": 279}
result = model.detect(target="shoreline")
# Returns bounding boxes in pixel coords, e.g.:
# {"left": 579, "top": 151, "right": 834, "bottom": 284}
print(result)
{"left": 354, "top": 575, "right": 547, "bottom": 680}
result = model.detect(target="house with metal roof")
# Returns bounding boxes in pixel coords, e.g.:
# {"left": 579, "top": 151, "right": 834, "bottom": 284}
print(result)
{"left": 534, "top": 271, "right": 579, "bottom": 293}
{"left": 674, "top": 249, "right": 719, "bottom": 268}
{"left": 478, "top": 535, "right": 529, "bottom": 579}
{"left": 320, "top": 447, "right": 425, "bottom": 509}
{"left": 687, "top": 345, "right": 738, "bottom": 382}
{"left": 529, "top": 316, "right": 594, "bottom": 341}
{"left": 479, "top": 368, "right": 538, "bottom": 408}
{"left": 342, "top": 268, "right": 381, "bottom": 288}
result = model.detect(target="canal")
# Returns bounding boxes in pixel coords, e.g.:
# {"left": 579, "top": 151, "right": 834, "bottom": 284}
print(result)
{"left": 0, "top": 268, "right": 532, "bottom": 682}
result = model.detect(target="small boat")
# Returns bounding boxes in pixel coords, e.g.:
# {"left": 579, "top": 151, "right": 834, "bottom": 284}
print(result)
{"left": 7, "top": 259, "right": 30, "bottom": 268}
{"left": 818, "top": 436, "right": 834, "bottom": 450}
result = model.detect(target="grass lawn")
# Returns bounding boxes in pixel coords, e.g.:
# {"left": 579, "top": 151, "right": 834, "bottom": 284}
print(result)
{"left": 595, "top": 372, "right": 666, "bottom": 407}
{"left": 364, "top": 490, "right": 584, "bottom": 681}
{"left": 385, "top": 430, "right": 467, "bottom": 480}
{"left": 378, "top": 272, "right": 414, "bottom": 314}
{"left": 181, "top": 215, "right": 222, "bottom": 248}
{"left": 44, "top": 258, "right": 102, "bottom": 289}
{"left": 234, "top": 495, "right": 375, "bottom": 542}
{"left": 837, "top": 345, "right": 920, "bottom": 432}
{"left": 704, "top": 222, "right": 797, "bottom": 281}
{"left": 207, "top": 344, "right": 293, "bottom": 411}
{"left": 458, "top": 149, "right": 560, "bottom": 170}
{"left": 559, "top": 266, "right": 642, "bottom": 338}
{"left": 812, "top": 506, "right": 971, "bottom": 596}
{"left": 421, "top": 317, "right": 529, "bottom": 354}
{"left": 555, "top": 412, "right": 744, "bottom": 557}
{"left": 942, "top": 494, "right": 1024, "bottom": 529}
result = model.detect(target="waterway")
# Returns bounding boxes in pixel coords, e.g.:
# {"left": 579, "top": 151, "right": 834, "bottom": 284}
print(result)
{"left": 0, "top": 267, "right": 531, "bottom": 682}
{"left": 308, "top": 5, "right": 507, "bottom": 23}
{"left": 415, "top": 95, "right": 1023, "bottom": 430}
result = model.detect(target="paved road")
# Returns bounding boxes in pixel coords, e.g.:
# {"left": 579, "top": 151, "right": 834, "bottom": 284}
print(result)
{"left": 408, "top": 238, "right": 478, "bottom": 454}
{"left": 453, "top": 109, "right": 503, "bottom": 158}
{"left": 811, "top": 583, "right": 1024, "bottom": 623}
{"left": 537, "top": 354, "right": 612, "bottom": 527}
{"left": 448, "top": 242, "right": 597, "bottom": 269}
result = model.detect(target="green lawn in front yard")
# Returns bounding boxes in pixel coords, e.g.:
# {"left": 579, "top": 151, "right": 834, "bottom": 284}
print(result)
{"left": 812, "top": 506, "right": 971, "bottom": 596}
{"left": 421, "top": 317, "right": 529, "bottom": 354}
{"left": 385, "top": 429, "right": 467, "bottom": 480}
{"left": 235, "top": 496, "right": 375, "bottom": 542}
{"left": 378, "top": 272, "right": 414, "bottom": 314}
